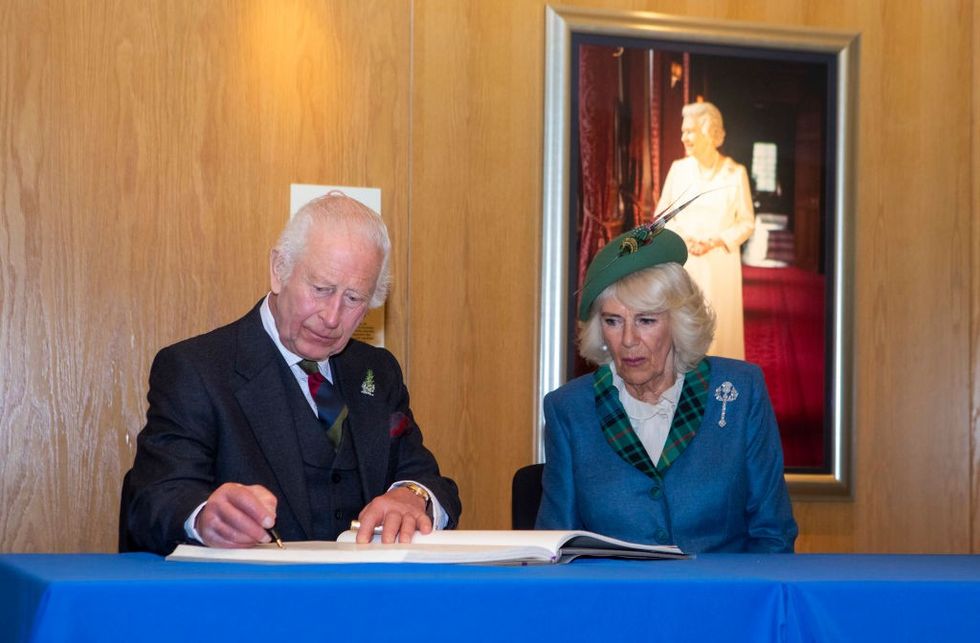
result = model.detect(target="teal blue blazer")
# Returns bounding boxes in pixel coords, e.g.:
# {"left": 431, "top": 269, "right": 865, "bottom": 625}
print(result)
{"left": 536, "top": 357, "right": 797, "bottom": 553}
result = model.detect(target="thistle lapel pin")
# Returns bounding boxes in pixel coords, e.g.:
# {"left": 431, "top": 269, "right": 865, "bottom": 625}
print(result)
{"left": 361, "top": 369, "right": 376, "bottom": 396}
{"left": 714, "top": 381, "right": 738, "bottom": 427}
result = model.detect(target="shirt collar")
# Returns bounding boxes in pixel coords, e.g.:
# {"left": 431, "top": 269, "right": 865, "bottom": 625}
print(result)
{"left": 609, "top": 361, "right": 683, "bottom": 417}
{"left": 260, "top": 293, "right": 333, "bottom": 380}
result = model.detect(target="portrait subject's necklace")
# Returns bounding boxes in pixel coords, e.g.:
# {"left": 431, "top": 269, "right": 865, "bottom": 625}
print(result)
{"left": 696, "top": 154, "right": 722, "bottom": 182}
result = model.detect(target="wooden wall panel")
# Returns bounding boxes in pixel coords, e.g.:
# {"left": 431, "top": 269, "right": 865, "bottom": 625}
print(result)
{"left": 821, "top": 0, "right": 972, "bottom": 553}
{"left": 408, "top": 0, "right": 543, "bottom": 529}
{"left": 0, "top": 0, "right": 410, "bottom": 552}
{"left": 972, "top": 0, "right": 980, "bottom": 555}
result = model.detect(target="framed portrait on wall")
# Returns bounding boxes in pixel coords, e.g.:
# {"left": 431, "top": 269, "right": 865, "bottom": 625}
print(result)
{"left": 538, "top": 6, "right": 859, "bottom": 497}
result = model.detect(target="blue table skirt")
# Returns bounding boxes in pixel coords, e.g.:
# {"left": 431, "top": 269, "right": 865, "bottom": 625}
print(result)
{"left": 2, "top": 553, "right": 979, "bottom": 643}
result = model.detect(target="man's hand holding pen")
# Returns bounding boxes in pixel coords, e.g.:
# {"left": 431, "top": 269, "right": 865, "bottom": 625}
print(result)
{"left": 194, "top": 482, "right": 281, "bottom": 549}
{"left": 192, "top": 482, "right": 435, "bottom": 549}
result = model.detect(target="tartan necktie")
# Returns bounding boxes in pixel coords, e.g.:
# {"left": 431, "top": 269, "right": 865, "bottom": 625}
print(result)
{"left": 298, "top": 359, "right": 347, "bottom": 449}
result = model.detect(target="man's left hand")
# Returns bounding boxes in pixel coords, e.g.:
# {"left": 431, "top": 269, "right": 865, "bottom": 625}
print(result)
{"left": 355, "top": 487, "right": 433, "bottom": 544}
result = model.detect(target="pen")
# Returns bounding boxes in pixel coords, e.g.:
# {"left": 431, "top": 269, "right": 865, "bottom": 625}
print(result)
{"left": 349, "top": 520, "right": 384, "bottom": 535}
{"left": 266, "top": 527, "right": 285, "bottom": 549}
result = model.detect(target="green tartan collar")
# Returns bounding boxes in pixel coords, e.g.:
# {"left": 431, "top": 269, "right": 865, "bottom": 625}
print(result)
{"left": 594, "top": 365, "right": 657, "bottom": 478}
{"left": 658, "top": 359, "right": 711, "bottom": 470}
{"left": 593, "top": 359, "right": 712, "bottom": 479}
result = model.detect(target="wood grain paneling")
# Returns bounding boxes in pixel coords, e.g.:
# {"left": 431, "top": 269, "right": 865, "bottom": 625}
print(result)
{"left": 1, "top": 0, "right": 977, "bottom": 554}
{"left": 0, "top": 0, "right": 410, "bottom": 552}
{"left": 848, "top": 0, "right": 972, "bottom": 553}
{"left": 972, "top": 0, "right": 980, "bottom": 555}
{"left": 409, "top": 0, "right": 543, "bottom": 529}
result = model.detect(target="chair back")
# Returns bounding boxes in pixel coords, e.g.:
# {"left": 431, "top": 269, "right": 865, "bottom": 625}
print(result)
{"left": 511, "top": 463, "right": 544, "bottom": 529}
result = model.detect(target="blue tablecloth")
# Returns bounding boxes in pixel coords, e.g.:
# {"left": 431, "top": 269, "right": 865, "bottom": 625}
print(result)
{"left": 2, "top": 553, "right": 978, "bottom": 642}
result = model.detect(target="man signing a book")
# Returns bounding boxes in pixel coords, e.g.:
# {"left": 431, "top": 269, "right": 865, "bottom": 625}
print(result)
{"left": 119, "top": 192, "right": 461, "bottom": 555}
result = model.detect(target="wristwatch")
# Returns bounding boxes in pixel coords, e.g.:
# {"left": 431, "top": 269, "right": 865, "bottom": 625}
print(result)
{"left": 403, "top": 482, "right": 433, "bottom": 519}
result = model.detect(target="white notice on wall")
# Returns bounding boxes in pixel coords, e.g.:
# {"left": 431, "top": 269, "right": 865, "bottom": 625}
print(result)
{"left": 289, "top": 184, "right": 385, "bottom": 348}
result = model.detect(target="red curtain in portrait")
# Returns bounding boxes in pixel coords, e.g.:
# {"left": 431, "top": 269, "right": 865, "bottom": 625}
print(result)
{"left": 624, "top": 49, "right": 655, "bottom": 228}
{"left": 576, "top": 44, "right": 621, "bottom": 300}
{"left": 575, "top": 46, "right": 670, "bottom": 377}
{"left": 578, "top": 47, "right": 692, "bottom": 277}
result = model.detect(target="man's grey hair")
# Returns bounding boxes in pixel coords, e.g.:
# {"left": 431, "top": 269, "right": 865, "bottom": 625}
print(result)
{"left": 273, "top": 191, "right": 392, "bottom": 308}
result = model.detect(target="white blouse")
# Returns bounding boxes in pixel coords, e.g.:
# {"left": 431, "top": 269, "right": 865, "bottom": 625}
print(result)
{"left": 609, "top": 362, "right": 685, "bottom": 466}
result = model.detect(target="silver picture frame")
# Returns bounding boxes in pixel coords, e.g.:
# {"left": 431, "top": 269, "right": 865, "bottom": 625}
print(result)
{"left": 537, "top": 4, "right": 859, "bottom": 498}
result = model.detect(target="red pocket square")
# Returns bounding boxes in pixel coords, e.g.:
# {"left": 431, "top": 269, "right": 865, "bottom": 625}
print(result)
{"left": 389, "top": 412, "right": 413, "bottom": 438}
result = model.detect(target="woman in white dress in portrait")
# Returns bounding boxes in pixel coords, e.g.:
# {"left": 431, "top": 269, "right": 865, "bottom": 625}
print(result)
{"left": 660, "top": 101, "right": 755, "bottom": 359}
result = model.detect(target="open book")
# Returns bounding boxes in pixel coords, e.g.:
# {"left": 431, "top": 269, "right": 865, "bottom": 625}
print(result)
{"left": 166, "top": 530, "right": 687, "bottom": 565}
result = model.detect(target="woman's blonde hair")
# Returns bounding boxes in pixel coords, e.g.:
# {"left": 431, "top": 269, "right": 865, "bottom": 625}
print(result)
{"left": 578, "top": 263, "right": 715, "bottom": 373}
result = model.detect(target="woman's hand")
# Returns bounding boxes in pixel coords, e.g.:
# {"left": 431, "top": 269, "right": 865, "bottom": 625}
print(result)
{"left": 688, "top": 238, "right": 726, "bottom": 256}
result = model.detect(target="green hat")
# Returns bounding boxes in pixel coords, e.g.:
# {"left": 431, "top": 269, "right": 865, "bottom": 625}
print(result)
{"left": 578, "top": 227, "right": 687, "bottom": 320}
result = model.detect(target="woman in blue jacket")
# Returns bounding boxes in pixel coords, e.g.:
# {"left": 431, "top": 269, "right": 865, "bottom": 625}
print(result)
{"left": 536, "top": 226, "right": 797, "bottom": 553}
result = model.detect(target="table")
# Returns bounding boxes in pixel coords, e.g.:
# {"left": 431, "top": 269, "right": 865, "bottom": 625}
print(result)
{"left": 2, "top": 553, "right": 978, "bottom": 642}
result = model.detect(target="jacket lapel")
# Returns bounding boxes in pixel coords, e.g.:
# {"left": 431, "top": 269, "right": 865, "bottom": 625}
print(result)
{"left": 233, "top": 304, "right": 314, "bottom": 538}
{"left": 594, "top": 365, "right": 659, "bottom": 479}
{"left": 332, "top": 350, "right": 389, "bottom": 501}
{"left": 655, "top": 359, "right": 711, "bottom": 471}
{"left": 594, "top": 359, "right": 712, "bottom": 479}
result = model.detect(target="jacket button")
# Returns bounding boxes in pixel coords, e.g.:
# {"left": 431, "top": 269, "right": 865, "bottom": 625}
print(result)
{"left": 331, "top": 472, "right": 342, "bottom": 483}
{"left": 334, "top": 510, "right": 344, "bottom": 519}
{"left": 649, "top": 484, "right": 662, "bottom": 499}
{"left": 655, "top": 529, "right": 669, "bottom": 543}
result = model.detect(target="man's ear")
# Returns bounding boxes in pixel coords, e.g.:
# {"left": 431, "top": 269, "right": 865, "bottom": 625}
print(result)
{"left": 269, "top": 249, "right": 285, "bottom": 294}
